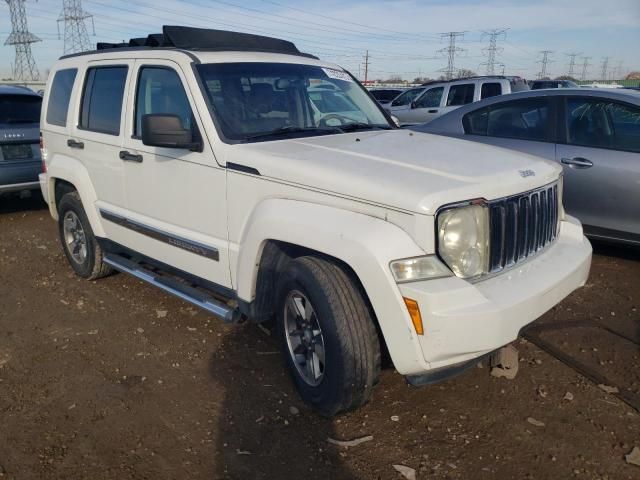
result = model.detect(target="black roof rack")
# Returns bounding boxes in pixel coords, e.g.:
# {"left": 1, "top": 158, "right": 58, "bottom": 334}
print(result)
{"left": 88, "top": 25, "right": 317, "bottom": 59}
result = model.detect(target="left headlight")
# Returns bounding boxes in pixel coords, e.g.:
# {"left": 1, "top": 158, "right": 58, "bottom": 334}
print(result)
{"left": 437, "top": 203, "right": 489, "bottom": 279}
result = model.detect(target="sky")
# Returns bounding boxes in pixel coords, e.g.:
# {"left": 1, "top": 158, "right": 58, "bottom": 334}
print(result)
{"left": 1, "top": 0, "right": 639, "bottom": 82}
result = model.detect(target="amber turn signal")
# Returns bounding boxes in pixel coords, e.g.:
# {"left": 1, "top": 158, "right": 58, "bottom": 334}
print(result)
{"left": 403, "top": 297, "right": 423, "bottom": 335}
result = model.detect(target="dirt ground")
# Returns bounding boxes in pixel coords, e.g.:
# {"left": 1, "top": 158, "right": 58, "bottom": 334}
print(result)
{"left": 1, "top": 194, "right": 639, "bottom": 480}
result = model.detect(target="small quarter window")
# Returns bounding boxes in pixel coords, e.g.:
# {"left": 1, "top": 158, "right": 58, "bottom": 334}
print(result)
{"left": 79, "top": 66, "right": 128, "bottom": 135}
{"left": 46, "top": 68, "right": 77, "bottom": 126}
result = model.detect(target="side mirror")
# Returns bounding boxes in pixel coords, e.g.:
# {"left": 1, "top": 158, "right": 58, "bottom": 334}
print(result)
{"left": 142, "top": 114, "right": 199, "bottom": 150}
{"left": 410, "top": 101, "right": 418, "bottom": 109}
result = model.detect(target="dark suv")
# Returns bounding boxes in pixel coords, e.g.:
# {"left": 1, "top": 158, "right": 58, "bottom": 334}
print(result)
{"left": 0, "top": 85, "right": 42, "bottom": 195}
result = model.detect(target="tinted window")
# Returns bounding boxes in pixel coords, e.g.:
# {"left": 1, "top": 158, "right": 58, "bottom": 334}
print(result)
{"left": 481, "top": 82, "right": 502, "bottom": 99}
{"left": 391, "top": 88, "right": 425, "bottom": 107}
{"left": 80, "top": 66, "right": 128, "bottom": 135}
{"left": 0, "top": 94, "right": 41, "bottom": 125}
{"left": 566, "top": 98, "right": 640, "bottom": 153}
{"left": 446, "top": 84, "right": 475, "bottom": 106}
{"left": 370, "top": 89, "right": 402, "bottom": 102}
{"left": 463, "top": 98, "right": 550, "bottom": 141}
{"left": 46, "top": 69, "right": 76, "bottom": 126}
{"left": 414, "top": 87, "right": 444, "bottom": 109}
{"left": 135, "top": 67, "right": 193, "bottom": 137}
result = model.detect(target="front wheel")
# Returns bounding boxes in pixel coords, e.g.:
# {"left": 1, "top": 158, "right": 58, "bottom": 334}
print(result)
{"left": 276, "top": 256, "right": 381, "bottom": 417}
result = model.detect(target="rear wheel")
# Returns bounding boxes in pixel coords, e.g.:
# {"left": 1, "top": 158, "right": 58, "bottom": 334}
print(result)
{"left": 276, "top": 256, "right": 381, "bottom": 417}
{"left": 57, "top": 191, "right": 112, "bottom": 280}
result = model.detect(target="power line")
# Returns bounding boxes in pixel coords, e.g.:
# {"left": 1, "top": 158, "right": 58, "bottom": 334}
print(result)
{"left": 480, "top": 28, "right": 508, "bottom": 76}
{"left": 600, "top": 56, "right": 611, "bottom": 81}
{"left": 536, "top": 50, "right": 553, "bottom": 79}
{"left": 565, "top": 52, "right": 581, "bottom": 78}
{"left": 58, "top": 0, "right": 94, "bottom": 54}
{"left": 3, "top": 0, "right": 40, "bottom": 81}
{"left": 580, "top": 56, "right": 591, "bottom": 81}
{"left": 438, "top": 31, "right": 466, "bottom": 80}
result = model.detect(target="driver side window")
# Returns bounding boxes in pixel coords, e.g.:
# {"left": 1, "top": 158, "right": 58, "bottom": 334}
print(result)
{"left": 134, "top": 67, "right": 194, "bottom": 138}
{"left": 414, "top": 87, "right": 443, "bottom": 109}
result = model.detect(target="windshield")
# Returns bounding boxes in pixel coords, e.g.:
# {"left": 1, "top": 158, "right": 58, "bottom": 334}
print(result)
{"left": 196, "top": 62, "right": 391, "bottom": 142}
{"left": 0, "top": 94, "right": 42, "bottom": 125}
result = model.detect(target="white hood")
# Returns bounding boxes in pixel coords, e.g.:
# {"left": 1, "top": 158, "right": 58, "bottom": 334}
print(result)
{"left": 227, "top": 129, "right": 561, "bottom": 215}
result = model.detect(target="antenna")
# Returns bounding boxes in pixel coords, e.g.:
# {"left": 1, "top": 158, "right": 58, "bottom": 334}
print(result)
{"left": 438, "top": 31, "right": 466, "bottom": 80}
{"left": 58, "top": 0, "right": 95, "bottom": 54}
{"left": 480, "top": 28, "right": 508, "bottom": 76}
{"left": 3, "top": 0, "right": 41, "bottom": 81}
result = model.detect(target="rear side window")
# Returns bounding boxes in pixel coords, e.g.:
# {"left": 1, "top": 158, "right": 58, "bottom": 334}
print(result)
{"left": 446, "top": 84, "right": 475, "bottom": 106}
{"left": 0, "top": 94, "right": 42, "bottom": 125}
{"left": 481, "top": 82, "right": 502, "bottom": 99}
{"left": 463, "top": 98, "right": 550, "bottom": 141}
{"left": 46, "top": 69, "right": 77, "bottom": 126}
{"left": 80, "top": 66, "right": 128, "bottom": 135}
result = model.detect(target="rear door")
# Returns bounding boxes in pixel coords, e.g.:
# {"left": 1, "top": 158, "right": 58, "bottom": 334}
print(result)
{"left": 397, "top": 86, "right": 445, "bottom": 125}
{"left": 440, "top": 82, "right": 476, "bottom": 117}
{"left": 71, "top": 60, "right": 133, "bottom": 231}
{"left": 556, "top": 96, "right": 640, "bottom": 241}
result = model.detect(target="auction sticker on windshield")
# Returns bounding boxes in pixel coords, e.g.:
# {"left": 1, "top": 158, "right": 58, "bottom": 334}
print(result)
{"left": 322, "top": 68, "right": 353, "bottom": 82}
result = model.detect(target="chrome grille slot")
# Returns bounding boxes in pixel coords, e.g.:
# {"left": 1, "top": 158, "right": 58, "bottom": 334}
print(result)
{"left": 488, "top": 183, "right": 559, "bottom": 273}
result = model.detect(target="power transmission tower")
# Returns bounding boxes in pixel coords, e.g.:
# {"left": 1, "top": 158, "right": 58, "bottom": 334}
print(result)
{"left": 3, "top": 0, "right": 41, "bottom": 81}
{"left": 480, "top": 28, "right": 508, "bottom": 76}
{"left": 58, "top": 0, "right": 95, "bottom": 54}
{"left": 614, "top": 60, "right": 624, "bottom": 80}
{"left": 600, "top": 56, "right": 610, "bottom": 81}
{"left": 565, "top": 52, "right": 581, "bottom": 78}
{"left": 536, "top": 50, "right": 553, "bottom": 79}
{"left": 580, "top": 56, "right": 591, "bottom": 81}
{"left": 361, "top": 50, "right": 370, "bottom": 84}
{"left": 438, "top": 31, "right": 466, "bottom": 80}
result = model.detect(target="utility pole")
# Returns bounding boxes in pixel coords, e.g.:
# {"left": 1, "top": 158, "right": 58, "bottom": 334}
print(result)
{"left": 580, "top": 56, "right": 591, "bottom": 81}
{"left": 480, "top": 28, "right": 508, "bottom": 76}
{"left": 362, "top": 50, "right": 370, "bottom": 85}
{"left": 438, "top": 31, "right": 466, "bottom": 80}
{"left": 600, "top": 56, "right": 610, "bottom": 81}
{"left": 536, "top": 50, "right": 553, "bottom": 79}
{"left": 565, "top": 52, "right": 581, "bottom": 78}
{"left": 58, "top": 0, "right": 95, "bottom": 54}
{"left": 3, "top": 0, "right": 40, "bottom": 81}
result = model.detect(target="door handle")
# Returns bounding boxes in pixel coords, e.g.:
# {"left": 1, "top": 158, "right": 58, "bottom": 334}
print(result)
{"left": 119, "top": 150, "right": 143, "bottom": 163}
{"left": 428, "top": 109, "right": 438, "bottom": 113}
{"left": 561, "top": 157, "right": 593, "bottom": 169}
{"left": 67, "top": 139, "right": 84, "bottom": 149}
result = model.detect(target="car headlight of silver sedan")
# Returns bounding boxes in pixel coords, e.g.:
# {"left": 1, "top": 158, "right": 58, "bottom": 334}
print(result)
{"left": 437, "top": 203, "right": 490, "bottom": 279}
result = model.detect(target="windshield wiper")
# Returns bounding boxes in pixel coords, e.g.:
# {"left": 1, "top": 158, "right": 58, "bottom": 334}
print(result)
{"left": 244, "top": 126, "right": 340, "bottom": 142}
{"left": 337, "top": 123, "right": 392, "bottom": 132}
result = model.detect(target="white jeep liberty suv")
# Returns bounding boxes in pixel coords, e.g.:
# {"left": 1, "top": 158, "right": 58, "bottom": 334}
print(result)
{"left": 39, "top": 26, "right": 592, "bottom": 416}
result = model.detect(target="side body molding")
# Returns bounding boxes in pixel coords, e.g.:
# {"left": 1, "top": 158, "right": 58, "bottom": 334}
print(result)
{"left": 234, "top": 199, "right": 429, "bottom": 374}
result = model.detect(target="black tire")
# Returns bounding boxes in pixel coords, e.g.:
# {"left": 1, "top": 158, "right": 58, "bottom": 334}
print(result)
{"left": 276, "top": 256, "right": 381, "bottom": 417}
{"left": 57, "top": 191, "right": 113, "bottom": 280}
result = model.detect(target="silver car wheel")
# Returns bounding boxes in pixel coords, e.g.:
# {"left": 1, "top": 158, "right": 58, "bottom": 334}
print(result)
{"left": 284, "top": 290, "right": 325, "bottom": 387}
{"left": 63, "top": 211, "right": 88, "bottom": 265}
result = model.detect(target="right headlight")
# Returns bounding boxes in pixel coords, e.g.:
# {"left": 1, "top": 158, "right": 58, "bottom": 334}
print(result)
{"left": 437, "top": 203, "right": 490, "bottom": 279}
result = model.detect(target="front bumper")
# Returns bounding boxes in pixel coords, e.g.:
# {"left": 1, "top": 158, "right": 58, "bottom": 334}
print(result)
{"left": 395, "top": 215, "right": 591, "bottom": 374}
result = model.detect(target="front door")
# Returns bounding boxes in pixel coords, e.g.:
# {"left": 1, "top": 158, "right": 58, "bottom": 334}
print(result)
{"left": 117, "top": 60, "right": 231, "bottom": 287}
{"left": 556, "top": 96, "right": 640, "bottom": 240}
{"left": 397, "top": 86, "right": 445, "bottom": 125}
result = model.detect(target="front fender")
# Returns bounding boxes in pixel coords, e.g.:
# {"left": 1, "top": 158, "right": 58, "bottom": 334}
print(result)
{"left": 46, "top": 155, "right": 105, "bottom": 237}
{"left": 234, "top": 199, "right": 430, "bottom": 374}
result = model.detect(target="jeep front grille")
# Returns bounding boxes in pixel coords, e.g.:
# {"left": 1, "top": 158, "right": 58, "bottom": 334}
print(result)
{"left": 488, "top": 182, "right": 559, "bottom": 273}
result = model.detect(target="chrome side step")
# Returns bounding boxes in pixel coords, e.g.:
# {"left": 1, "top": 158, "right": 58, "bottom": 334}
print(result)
{"left": 103, "top": 253, "right": 240, "bottom": 323}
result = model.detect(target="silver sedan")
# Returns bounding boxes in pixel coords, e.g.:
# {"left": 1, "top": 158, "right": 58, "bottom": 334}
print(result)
{"left": 412, "top": 89, "right": 640, "bottom": 246}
